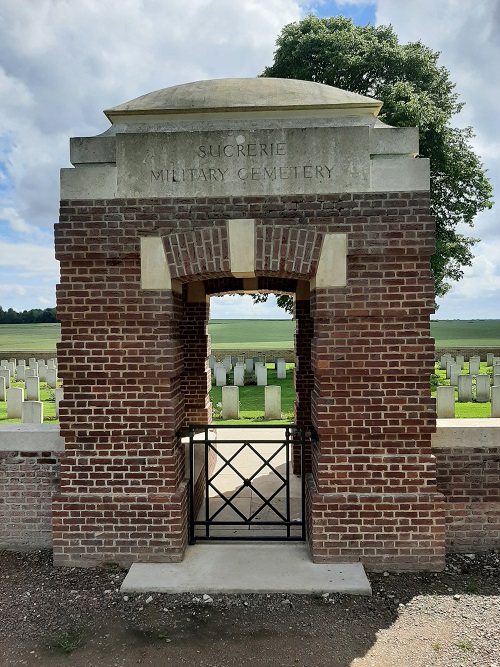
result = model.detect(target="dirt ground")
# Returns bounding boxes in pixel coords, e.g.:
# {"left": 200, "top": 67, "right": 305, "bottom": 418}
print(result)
{"left": 1, "top": 549, "right": 499, "bottom": 667}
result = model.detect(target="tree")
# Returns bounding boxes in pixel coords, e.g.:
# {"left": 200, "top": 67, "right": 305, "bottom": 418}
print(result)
{"left": 254, "top": 15, "right": 493, "bottom": 311}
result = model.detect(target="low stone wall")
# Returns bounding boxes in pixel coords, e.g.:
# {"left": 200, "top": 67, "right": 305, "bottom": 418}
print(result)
{"left": 434, "top": 347, "right": 500, "bottom": 361}
{"left": 1, "top": 422, "right": 499, "bottom": 557}
{"left": 433, "top": 419, "right": 500, "bottom": 552}
{"left": 211, "top": 348, "right": 295, "bottom": 362}
{"left": 0, "top": 425, "right": 64, "bottom": 550}
{"left": 0, "top": 351, "right": 57, "bottom": 362}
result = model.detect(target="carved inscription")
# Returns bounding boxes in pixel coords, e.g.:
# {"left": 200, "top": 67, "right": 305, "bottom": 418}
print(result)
{"left": 150, "top": 140, "right": 334, "bottom": 185}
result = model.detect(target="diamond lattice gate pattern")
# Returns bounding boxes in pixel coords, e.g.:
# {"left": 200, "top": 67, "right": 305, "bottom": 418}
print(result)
{"left": 189, "top": 426, "right": 311, "bottom": 541}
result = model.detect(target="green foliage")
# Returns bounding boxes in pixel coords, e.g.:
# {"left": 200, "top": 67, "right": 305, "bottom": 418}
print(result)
{"left": 0, "top": 306, "right": 58, "bottom": 324}
{"left": 260, "top": 15, "right": 493, "bottom": 299}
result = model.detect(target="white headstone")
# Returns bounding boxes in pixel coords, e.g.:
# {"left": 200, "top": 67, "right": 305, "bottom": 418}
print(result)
{"left": 449, "top": 364, "right": 461, "bottom": 386}
{"left": 222, "top": 386, "right": 239, "bottom": 420}
{"left": 233, "top": 364, "right": 245, "bottom": 387}
{"left": 0, "top": 368, "right": 11, "bottom": 387}
{"left": 6, "top": 387, "right": 24, "bottom": 418}
{"left": 469, "top": 359, "right": 480, "bottom": 376}
{"left": 25, "top": 369, "right": 37, "bottom": 378}
{"left": 6, "top": 361, "right": 15, "bottom": 377}
{"left": 29, "top": 361, "right": 38, "bottom": 373}
{"left": 16, "top": 365, "right": 26, "bottom": 381}
{"left": 476, "top": 375, "right": 490, "bottom": 403}
{"left": 26, "top": 376, "right": 40, "bottom": 401}
{"left": 208, "top": 355, "right": 216, "bottom": 370}
{"left": 55, "top": 387, "right": 64, "bottom": 417}
{"left": 456, "top": 355, "right": 465, "bottom": 370}
{"left": 223, "top": 356, "right": 232, "bottom": 371}
{"left": 46, "top": 369, "right": 57, "bottom": 388}
{"left": 22, "top": 401, "right": 43, "bottom": 424}
{"left": 491, "top": 385, "right": 500, "bottom": 418}
{"left": 245, "top": 358, "right": 254, "bottom": 373}
{"left": 38, "top": 363, "right": 48, "bottom": 382}
{"left": 486, "top": 353, "right": 494, "bottom": 367}
{"left": 256, "top": 365, "right": 268, "bottom": 386}
{"left": 457, "top": 374, "right": 472, "bottom": 402}
{"left": 436, "top": 385, "right": 455, "bottom": 418}
{"left": 265, "top": 386, "right": 281, "bottom": 419}
{"left": 277, "top": 361, "right": 287, "bottom": 379}
{"left": 0, "top": 376, "right": 5, "bottom": 401}
{"left": 47, "top": 358, "right": 57, "bottom": 370}
{"left": 215, "top": 366, "right": 227, "bottom": 387}
{"left": 0, "top": 359, "right": 8, "bottom": 367}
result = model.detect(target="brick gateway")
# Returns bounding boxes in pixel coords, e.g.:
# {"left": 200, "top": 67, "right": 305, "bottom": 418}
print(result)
{"left": 51, "top": 78, "right": 446, "bottom": 570}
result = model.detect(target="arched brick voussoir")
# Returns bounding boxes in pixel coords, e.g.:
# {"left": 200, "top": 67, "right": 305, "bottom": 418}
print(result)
{"left": 256, "top": 225, "right": 323, "bottom": 278}
{"left": 163, "top": 225, "right": 231, "bottom": 281}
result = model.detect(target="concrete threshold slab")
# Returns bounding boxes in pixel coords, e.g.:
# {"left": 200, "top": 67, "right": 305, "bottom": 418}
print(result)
{"left": 121, "top": 543, "right": 371, "bottom": 596}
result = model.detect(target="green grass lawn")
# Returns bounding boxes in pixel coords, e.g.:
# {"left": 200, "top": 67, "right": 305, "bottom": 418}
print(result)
{"left": 0, "top": 323, "right": 60, "bottom": 351}
{"left": 1, "top": 320, "right": 500, "bottom": 352}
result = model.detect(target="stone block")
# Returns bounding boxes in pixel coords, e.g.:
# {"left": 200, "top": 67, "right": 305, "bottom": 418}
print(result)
{"left": 265, "top": 386, "right": 281, "bottom": 420}
{"left": 256, "top": 366, "right": 268, "bottom": 386}
{"left": 6, "top": 387, "right": 24, "bottom": 418}
{"left": 436, "top": 386, "right": 455, "bottom": 418}
{"left": 22, "top": 401, "right": 43, "bottom": 424}
{"left": 476, "top": 375, "right": 490, "bottom": 403}
{"left": 222, "top": 386, "right": 239, "bottom": 420}
{"left": 457, "top": 374, "right": 472, "bottom": 402}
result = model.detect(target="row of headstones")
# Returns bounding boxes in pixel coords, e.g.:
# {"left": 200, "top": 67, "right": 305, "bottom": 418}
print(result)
{"left": 438, "top": 353, "right": 500, "bottom": 409}
{"left": 0, "top": 357, "right": 58, "bottom": 386}
{"left": 209, "top": 355, "right": 287, "bottom": 387}
{"left": 439, "top": 352, "right": 500, "bottom": 382}
{"left": 0, "top": 357, "right": 62, "bottom": 424}
{"left": 436, "top": 384, "right": 500, "bottom": 418}
{"left": 220, "top": 385, "right": 282, "bottom": 420}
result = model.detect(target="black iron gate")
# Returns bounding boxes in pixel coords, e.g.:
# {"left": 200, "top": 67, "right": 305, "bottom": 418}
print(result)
{"left": 188, "top": 424, "right": 309, "bottom": 542}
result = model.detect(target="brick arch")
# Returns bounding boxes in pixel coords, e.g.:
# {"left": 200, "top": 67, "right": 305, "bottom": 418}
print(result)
{"left": 162, "top": 220, "right": 324, "bottom": 283}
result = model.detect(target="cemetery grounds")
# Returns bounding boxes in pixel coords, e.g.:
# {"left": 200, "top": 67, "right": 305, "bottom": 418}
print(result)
{"left": 1, "top": 320, "right": 500, "bottom": 423}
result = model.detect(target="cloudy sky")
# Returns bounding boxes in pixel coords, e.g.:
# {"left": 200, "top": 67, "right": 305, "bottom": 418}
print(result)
{"left": 0, "top": 0, "right": 498, "bottom": 320}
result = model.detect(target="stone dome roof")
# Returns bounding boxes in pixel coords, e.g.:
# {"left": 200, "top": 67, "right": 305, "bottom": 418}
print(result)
{"left": 104, "top": 78, "right": 382, "bottom": 119}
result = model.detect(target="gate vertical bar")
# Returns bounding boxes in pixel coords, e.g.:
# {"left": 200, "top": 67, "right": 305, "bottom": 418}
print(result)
{"left": 301, "top": 426, "right": 306, "bottom": 541}
{"left": 285, "top": 426, "right": 291, "bottom": 539}
{"left": 204, "top": 426, "right": 210, "bottom": 538}
{"left": 189, "top": 427, "right": 196, "bottom": 544}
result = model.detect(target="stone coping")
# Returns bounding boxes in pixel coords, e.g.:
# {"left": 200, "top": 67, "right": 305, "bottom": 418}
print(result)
{"left": 1, "top": 421, "right": 499, "bottom": 453}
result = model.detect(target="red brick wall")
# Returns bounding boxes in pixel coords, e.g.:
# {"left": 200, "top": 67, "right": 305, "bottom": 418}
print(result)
{"left": 0, "top": 451, "right": 61, "bottom": 549}
{"left": 54, "top": 191, "right": 443, "bottom": 569}
{"left": 435, "top": 447, "right": 500, "bottom": 551}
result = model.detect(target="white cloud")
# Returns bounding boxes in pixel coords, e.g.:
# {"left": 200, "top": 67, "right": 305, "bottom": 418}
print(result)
{"left": 0, "top": 0, "right": 498, "bottom": 318}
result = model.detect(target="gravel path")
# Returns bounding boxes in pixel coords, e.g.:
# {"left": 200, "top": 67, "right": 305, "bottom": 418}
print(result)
{"left": 1, "top": 549, "right": 499, "bottom": 666}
